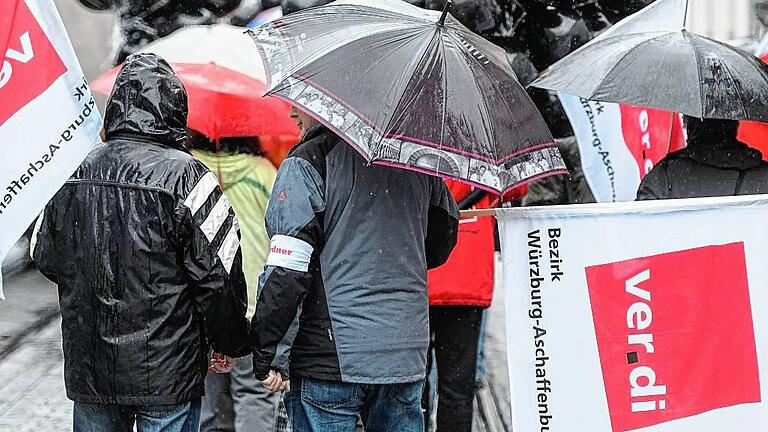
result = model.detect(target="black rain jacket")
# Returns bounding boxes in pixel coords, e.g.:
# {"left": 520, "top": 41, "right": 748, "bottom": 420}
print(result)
{"left": 31, "top": 54, "right": 249, "bottom": 405}
{"left": 637, "top": 135, "right": 768, "bottom": 200}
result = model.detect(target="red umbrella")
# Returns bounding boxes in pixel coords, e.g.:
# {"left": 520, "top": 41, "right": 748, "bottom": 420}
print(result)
{"left": 91, "top": 24, "right": 299, "bottom": 141}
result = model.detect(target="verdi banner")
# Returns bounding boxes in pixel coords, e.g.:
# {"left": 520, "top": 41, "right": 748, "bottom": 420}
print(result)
{"left": 0, "top": 0, "right": 101, "bottom": 298}
{"left": 497, "top": 196, "right": 768, "bottom": 431}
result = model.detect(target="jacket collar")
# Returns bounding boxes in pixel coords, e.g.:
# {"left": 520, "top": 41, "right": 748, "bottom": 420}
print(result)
{"left": 301, "top": 122, "right": 329, "bottom": 143}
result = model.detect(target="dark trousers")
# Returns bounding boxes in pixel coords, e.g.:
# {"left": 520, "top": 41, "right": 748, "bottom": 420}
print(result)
{"left": 423, "top": 306, "right": 484, "bottom": 432}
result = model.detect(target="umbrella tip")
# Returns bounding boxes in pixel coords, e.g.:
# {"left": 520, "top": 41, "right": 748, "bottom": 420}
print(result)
{"left": 438, "top": 1, "right": 452, "bottom": 26}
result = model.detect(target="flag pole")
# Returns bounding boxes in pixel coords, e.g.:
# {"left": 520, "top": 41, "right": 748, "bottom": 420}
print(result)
{"left": 683, "top": 0, "right": 689, "bottom": 29}
{"left": 461, "top": 209, "right": 496, "bottom": 218}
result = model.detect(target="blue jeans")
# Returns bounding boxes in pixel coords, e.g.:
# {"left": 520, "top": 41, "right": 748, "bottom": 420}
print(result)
{"left": 284, "top": 377, "right": 424, "bottom": 432}
{"left": 73, "top": 399, "right": 201, "bottom": 432}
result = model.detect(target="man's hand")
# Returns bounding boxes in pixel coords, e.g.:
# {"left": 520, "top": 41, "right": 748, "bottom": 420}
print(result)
{"left": 261, "top": 369, "right": 290, "bottom": 392}
{"left": 209, "top": 353, "right": 236, "bottom": 374}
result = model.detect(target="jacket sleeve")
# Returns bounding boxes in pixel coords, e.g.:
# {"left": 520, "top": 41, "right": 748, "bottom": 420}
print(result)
{"left": 251, "top": 156, "right": 326, "bottom": 380}
{"left": 178, "top": 169, "right": 250, "bottom": 358}
{"left": 425, "top": 180, "right": 459, "bottom": 269}
{"left": 30, "top": 204, "right": 57, "bottom": 284}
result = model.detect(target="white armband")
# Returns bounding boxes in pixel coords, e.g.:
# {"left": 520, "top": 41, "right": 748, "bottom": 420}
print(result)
{"left": 266, "top": 235, "right": 314, "bottom": 272}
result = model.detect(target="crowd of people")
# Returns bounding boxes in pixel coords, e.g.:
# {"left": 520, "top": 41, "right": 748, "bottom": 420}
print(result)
{"left": 24, "top": 0, "right": 768, "bottom": 432}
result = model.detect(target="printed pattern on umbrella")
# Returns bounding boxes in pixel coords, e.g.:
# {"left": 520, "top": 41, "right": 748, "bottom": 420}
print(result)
{"left": 247, "top": 1, "right": 566, "bottom": 194}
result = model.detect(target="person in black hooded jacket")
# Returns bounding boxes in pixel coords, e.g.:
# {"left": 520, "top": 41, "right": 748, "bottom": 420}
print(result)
{"left": 31, "top": 53, "right": 250, "bottom": 432}
{"left": 637, "top": 116, "right": 768, "bottom": 200}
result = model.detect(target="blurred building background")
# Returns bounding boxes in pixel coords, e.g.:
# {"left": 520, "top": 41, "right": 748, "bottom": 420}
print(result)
{"left": 56, "top": 0, "right": 768, "bottom": 79}
{"left": 55, "top": 0, "right": 114, "bottom": 81}
{"left": 689, "top": 0, "right": 761, "bottom": 42}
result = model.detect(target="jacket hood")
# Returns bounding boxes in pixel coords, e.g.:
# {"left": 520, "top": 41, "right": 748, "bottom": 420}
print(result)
{"left": 104, "top": 53, "right": 188, "bottom": 151}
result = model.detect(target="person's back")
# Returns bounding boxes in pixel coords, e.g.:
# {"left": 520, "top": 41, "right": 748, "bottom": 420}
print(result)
{"left": 251, "top": 122, "right": 458, "bottom": 431}
{"left": 31, "top": 54, "right": 249, "bottom": 431}
{"left": 637, "top": 117, "right": 768, "bottom": 200}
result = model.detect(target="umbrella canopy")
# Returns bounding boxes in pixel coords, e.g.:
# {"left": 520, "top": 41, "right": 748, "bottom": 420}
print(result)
{"left": 532, "top": 29, "right": 768, "bottom": 122}
{"left": 92, "top": 24, "right": 299, "bottom": 140}
{"left": 247, "top": 0, "right": 566, "bottom": 194}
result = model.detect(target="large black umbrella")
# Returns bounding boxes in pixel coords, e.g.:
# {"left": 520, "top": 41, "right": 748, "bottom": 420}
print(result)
{"left": 532, "top": 29, "right": 768, "bottom": 122}
{"left": 247, "top": 0, "right": 566, "bottom": 194}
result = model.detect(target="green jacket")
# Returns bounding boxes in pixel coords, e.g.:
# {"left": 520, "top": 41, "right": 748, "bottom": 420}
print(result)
{"left": 193, "top": 150, "right": 277, "bottom": 319}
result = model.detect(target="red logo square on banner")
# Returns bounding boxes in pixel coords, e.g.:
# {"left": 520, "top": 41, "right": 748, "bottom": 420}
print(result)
{"left": 0, "top": 0, "right": 67, "bottom": 127}
{"left": 586, "top": 243, "right": 761, "bottom": 431}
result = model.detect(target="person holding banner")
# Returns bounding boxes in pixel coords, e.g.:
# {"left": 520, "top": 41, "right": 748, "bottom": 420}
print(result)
{"left": 637, "top": 117, "right": 768, "bottom": 200}
{"left": 30, "top": 53, "right": 250, "bottom": 432}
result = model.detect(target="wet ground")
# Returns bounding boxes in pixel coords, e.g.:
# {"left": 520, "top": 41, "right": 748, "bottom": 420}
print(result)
{"left": 0, "top": 316, "right": 70, "bottom": 431}
{"left": 0, "top": 258, "right": 513, "bottom": 431}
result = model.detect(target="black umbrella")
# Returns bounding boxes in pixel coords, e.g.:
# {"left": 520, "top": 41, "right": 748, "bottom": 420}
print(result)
{"left": 532, "top": 29, "right": 768, "bottom": 122}
{"left": 247, "top": 0, "right": 566, "bottom": 194}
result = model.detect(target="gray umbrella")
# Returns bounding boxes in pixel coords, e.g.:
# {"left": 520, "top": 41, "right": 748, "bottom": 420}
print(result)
{"left": 247, "top": 0, "right": 566, "bottom": 194}
{"left": 531, "top": 29, "right": 768, "bottom": 122}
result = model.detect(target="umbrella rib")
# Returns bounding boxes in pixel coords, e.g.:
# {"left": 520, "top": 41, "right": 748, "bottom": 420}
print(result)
{"left": 375, "top": 29, "right": 443, "bottom": 153}
{"left": 591, "top": 32, "right": 671, "bottom": 101}
{"left": 443, "top": 22, "right": 516, "bottom": 74}
{"left": 438, "top": 29, "right": 449, "bottom": 171}
{"left": 687, "top": 32, "right": 705, "bottom": 118}
{"left": 358, "top": 31, "right": 431, "bottom": 92}
{"left": 719, "top": 57, "right": 750, "bottom": 119}
{"left": 265, "top": 23, "right": 423, "bottom": 93}
{"left": 463, "top": 55, "right": 500, "bottom": 161}
{"left": 445, "top": 31, "right": 518, "bottom": 157}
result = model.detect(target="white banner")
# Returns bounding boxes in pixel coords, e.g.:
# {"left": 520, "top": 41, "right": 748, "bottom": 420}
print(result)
{"left": 560, "top": 0, "right": 688, "bottom": 202}
{"left": 498, "top": 196, "right": 768, "bottom": 431}
{"left": 0, "top": 0, "right": 101, "bottom": 298}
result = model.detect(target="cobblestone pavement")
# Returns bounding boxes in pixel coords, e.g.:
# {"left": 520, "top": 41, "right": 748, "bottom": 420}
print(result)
{"left": 0, "top": 320, "right": 71, "bottom": 431}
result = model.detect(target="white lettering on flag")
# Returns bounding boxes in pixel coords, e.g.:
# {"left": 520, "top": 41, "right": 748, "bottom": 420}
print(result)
{"left": 0, "top": 0, "right": 102, "bottom": 299}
